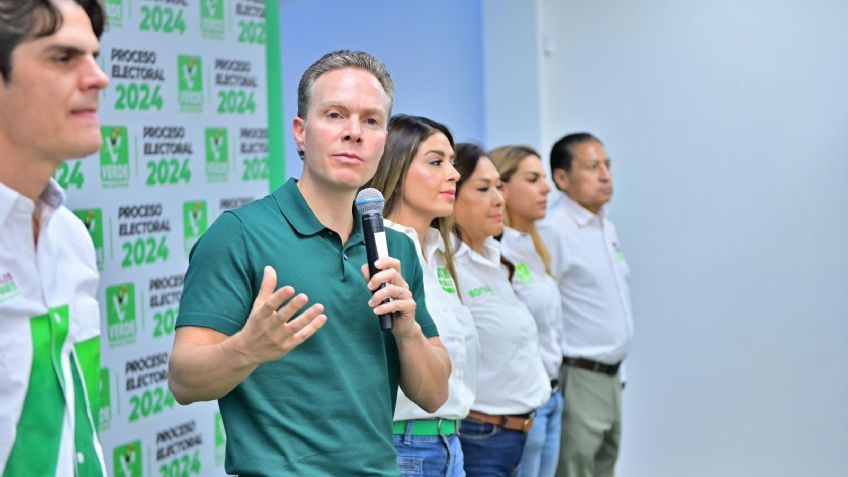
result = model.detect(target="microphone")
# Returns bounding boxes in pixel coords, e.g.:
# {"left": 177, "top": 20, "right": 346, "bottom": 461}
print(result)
{"left": 355, "top": 188, "right": 393, "bottom": 331}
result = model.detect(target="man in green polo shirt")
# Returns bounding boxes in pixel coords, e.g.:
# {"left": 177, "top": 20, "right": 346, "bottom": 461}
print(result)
{"left": 168, "top": 50, "right": 451, "bottom": 476}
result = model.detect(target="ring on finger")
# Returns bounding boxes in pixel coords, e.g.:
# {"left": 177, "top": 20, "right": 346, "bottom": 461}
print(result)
{"left": 396, "top": 285, "right": 404, "bottom": 299}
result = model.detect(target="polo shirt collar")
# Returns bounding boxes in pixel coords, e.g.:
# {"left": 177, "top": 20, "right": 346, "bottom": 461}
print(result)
{"left": 272, "top": 178, "right": 364, "bottom": 241}
{"left": 558, "top": 192, "right": 605, "bottom": 227}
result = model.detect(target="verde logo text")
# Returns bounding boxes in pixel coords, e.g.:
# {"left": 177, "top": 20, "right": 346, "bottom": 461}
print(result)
{"left": 106, "top": 283, "right": 137, "bottom": 347}
{"left": 178, "top": 55, "right": 204, "bottom": 113}
{"left": 100, "top": 126, "right": 131, "bottom": 188}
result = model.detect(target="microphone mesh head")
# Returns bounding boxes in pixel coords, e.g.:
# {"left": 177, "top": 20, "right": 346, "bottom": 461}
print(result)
{"left": 355, "top": 188, "right": 385, "bottom": 216}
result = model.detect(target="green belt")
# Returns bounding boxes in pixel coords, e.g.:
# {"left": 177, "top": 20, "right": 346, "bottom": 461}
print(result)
{"left": 393, "top": 418, "right": 459, "bottom": 436}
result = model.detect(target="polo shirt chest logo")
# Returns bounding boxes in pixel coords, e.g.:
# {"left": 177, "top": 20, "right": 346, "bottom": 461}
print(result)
{"left": 514, "top": 262, "right": 535, "bottom": 285}
{"left": 106, "top": 283, "right": 138, "bottom": 347}
{"left": 436, "top": 267, "right": 457, "bottom": 294}
{"left": 0, "top": 270, "right": 20, "bottom": 303}
{"left": 467, "top": 285, "right": 495, "bottom": 301}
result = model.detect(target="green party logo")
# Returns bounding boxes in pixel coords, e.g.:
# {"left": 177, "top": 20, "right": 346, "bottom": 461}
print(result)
{"left": 106, "top": 283, "right": 137, "bottom": 347}
{"left": 0, "top": 270, "right": 20, "bottom": 303}
{"left": 215, "top": 412, "right": 226, "bottom": 466}
{"left": 178, "top": 55, "right": 203, "bottom": 112}
{"left": 436, "top": 267, "right": 456, "bottom": 294}
{"left": 113, "top": 440, "right": 142, "bottom": 477}
{"left": 514, "top": 262, "right": 534, "bottom": 285}
{"left": 183, "top": 201, "right": 209, "bottom": 255}
{"left": 73, "top": 209, "right": 104, "bottom": 271}
{"left": 105, "top": 0, "right": 123, "bottom": 27}
{"left": 205, "top": 128, "right": 229, "bottom": 182}
{"left": 99, "top": 367, "right": 111, "bottom": 432}
{"left": 100, "top": 126, "right": 130, "bottom": 188}
{"left": 201, "top": 0, "right": 225, "bottom": 40}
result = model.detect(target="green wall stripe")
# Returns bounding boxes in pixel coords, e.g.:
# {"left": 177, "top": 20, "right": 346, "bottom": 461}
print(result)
{"left": 266, "top": 0, "right": 286, "bottom": 191}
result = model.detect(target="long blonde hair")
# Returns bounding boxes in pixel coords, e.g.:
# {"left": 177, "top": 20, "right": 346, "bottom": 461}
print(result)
{"left": 488, "top": 145, "right": 553, "bottom": 275}
{"left": 363, "top": 115, "right": 461, "bottom": 297}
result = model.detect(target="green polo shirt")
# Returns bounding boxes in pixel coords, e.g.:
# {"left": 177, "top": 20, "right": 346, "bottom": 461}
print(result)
{"left": 176, "top": 178, "right": 436, "bottom": 476}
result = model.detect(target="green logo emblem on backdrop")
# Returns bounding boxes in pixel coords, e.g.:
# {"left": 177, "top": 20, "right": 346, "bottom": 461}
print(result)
{"left": 436, "top": 267, "right": 456, "bottom": 294}
{"left": 215, "top": 411, "right": 226, "bottom": 466}
{"left": 73, "top": 209, "right": 104, "bottom": 271}
{"left": 113, "top": 440, "right": 142, "bottom": 477}
{"left": 99, "top": 367, "right": 111, "bottom": 431}
{"left": 105, "top": 0, "right": 123, "bottom": 27}
{"left": 100, "top": 126, "right": 130, "bottom": 188}
{"left": 183, "top": 201, "right": 209, "bottom": 255}
{"left": 514, "top": 262, "right": 534, "bottom": 285}
{"left": 201, "top": 0, "right": 225, "bottom": 40}
{"left": 205, "top": 128, "right": 229, "bottom": 182}
{"left": 178, "top": 55, "right": 203, "bottom": 112}
{"left": 106, "top": 283, "right": 136, "bottom": 347}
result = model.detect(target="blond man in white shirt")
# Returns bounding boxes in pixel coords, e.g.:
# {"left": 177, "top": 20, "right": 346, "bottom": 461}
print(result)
{"left": 0, "top": 1, "right": 110, "bottom": 475}
{"left": 539, "top": 133, "right": 635, "bottom": 477}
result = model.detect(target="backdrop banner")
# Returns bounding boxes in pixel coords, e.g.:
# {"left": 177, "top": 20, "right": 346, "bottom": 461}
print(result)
{"left": 59, "top": 2, "right": 273, "bottom": 476}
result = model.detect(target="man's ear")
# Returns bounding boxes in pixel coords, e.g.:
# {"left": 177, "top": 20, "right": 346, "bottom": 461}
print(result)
{"left": 552, "top": 168, "right": 569, "bottom": 192}
{"left": 292, "top": 116, "right": 306, "bottom": 154}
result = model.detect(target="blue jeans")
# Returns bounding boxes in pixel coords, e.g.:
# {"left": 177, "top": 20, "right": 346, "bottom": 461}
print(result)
{"left": 516, "top": 392, "right": 564, "bottom": 477}
{"left": 394, "top": 423, "right": 466, "bottom": 477}
{"left": 459, "top": 418, "right": 527, "bottom": 476}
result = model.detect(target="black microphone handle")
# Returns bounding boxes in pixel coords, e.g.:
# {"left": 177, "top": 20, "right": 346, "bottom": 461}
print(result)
{"left": 362, "top": 213, "right": 394, "bottom": 330}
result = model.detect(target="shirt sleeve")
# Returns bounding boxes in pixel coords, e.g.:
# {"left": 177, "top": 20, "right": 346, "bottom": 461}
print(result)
{"left": 176, "top": 211, "right": 254, "bottom": 336}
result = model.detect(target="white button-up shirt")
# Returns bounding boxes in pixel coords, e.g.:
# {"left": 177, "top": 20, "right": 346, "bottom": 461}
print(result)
{"left": 0, "top": 180, "right": 106, "bottom": 475}
{"left": 454, "top": 236, "right": 550, "bottom": 415}
{"left": 539, "top": 193, "right": 634, "bottom": 366}
{"left": 500, "top": 227, "right": 563, "bottom": 380}
{"left": 386, "top": 221, "right": 479, "bottom": 421}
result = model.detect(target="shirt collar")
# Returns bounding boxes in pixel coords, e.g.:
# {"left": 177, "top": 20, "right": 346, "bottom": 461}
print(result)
{"left": 0, "top": 178, "right": 65, "bottom": 226}
{"left": 455, "top": 234, "right": 501, "bottom": 268}
{"left": 556, "top": 192, "right": 605, "bottom": 227}
{"left": 384, "top": 219, "right": 444, "bottom": 261}
{"left": 272, "top": 178, "right": 364, "bottom": 241}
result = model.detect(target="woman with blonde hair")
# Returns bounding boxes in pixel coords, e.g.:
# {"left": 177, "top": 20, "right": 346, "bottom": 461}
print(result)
{"left": 364, "top": 115, "right": 478, "bottom": 476}
{"left": 489, "top": 145, "right": 563, "bottom": 477}
{"left": 450, "top": 143, "right": 550, "bottom": 476}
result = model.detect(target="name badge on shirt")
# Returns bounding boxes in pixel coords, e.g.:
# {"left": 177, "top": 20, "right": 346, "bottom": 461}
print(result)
{"left": 467, "top": 285, "right": 495, "bottom": 302}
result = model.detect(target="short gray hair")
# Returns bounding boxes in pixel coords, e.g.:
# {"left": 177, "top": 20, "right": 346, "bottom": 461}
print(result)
{"left": 296, "top": 50, "right": 394, "bottom": 120}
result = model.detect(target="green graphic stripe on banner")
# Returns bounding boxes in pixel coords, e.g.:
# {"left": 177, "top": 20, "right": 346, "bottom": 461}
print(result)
{"left": 266, "top": 0, "right": 286, "bottom": 191}
{"left": 3, "top": 308, "right": 69, "bottom": 477}
{"left": 72, "top": 352, "right": 105, "bottom": 476}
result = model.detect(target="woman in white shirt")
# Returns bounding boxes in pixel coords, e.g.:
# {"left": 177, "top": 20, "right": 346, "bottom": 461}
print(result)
{"left": 490, "top": 145, "right": 563, "bottom": 477}
{"left": 364, "top": 115, "right": 479, "bottom": 477}
{"left": 451, "top": 143, "right": 551, "bottom": 476}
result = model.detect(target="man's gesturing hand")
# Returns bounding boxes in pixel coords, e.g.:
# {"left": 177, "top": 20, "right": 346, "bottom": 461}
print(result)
{"left": 236, "top": 265, "right": 327, "bottom": 365}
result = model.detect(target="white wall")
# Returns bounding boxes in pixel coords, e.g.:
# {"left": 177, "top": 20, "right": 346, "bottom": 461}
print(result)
{"left": 527, "top": 1, "right": 848, "bottom": 475}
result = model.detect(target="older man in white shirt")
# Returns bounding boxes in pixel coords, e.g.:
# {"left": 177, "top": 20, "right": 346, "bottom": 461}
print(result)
{"left": 539, "top": 133, "right": 634, "bottom": 477}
